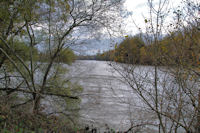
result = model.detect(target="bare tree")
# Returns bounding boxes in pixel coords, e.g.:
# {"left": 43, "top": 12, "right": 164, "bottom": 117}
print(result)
{"left": 109, "top": 0, "right": 200, "bottom": 132}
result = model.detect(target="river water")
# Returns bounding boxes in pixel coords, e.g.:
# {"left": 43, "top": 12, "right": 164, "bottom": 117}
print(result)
{"left": 5, "top": 60, "right": 195, "bottom": 132}
{"left": 66, "top": 60, "right": 154, "bottom": 132}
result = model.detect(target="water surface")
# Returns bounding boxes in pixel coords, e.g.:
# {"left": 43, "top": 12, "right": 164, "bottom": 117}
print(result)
{"left": 66, "top": 60, "right": 148, "bottom": 131}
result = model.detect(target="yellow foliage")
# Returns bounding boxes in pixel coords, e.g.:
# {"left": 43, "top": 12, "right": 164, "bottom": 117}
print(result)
{"left": 125, "top": 35, "right": 129, "bottom": 38}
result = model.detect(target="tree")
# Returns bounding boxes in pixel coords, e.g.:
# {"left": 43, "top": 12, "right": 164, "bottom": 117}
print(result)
{"left": 0, "top": 0, "right": 124, "bottom": 131}
{"left": 109, "top": 0, "right": 200, "bottom": 132}
{"left": 161, "top": 1, "right": 200, "bottom": 132}
{"left": 112, "top": 35, "right": 145, "bottom": 63}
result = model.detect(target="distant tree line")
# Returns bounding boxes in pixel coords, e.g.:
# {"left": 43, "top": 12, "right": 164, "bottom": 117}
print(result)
{"left": 81, "top": 27, "right": 200, "bottom": 66}
{"left": 39, "top": 47, "right": 76, "bottom": 65}
{"left": 0, "top": 38, "right": 76, "bottom": 67}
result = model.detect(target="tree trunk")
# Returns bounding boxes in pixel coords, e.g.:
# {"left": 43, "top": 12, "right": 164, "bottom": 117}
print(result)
{"left": 0, "top": 55, "right": 6, "bottom": 68}
{"left": 33, "top": 95, "right": 41, "bottom": 114}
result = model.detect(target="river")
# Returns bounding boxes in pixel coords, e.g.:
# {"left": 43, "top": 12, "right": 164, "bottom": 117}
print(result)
{"left": 66, "top": 60, "right": 155, "bottom": 132}
{"left": 37, "top": 60, "right": 195, "bottom": 132}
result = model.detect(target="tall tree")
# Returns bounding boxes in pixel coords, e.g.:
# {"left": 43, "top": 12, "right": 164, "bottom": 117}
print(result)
{"left": 0, "top": 0, "right": 124, "bottom": 131}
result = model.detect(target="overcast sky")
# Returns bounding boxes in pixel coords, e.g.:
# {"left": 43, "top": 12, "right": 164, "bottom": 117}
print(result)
{"left": 78, "top": 0, "right": 184, "bottom": 55}
{"left": 123, "top": 0, "right": 183, "bottom": 35}
{"left": 79, "top": 0, "right": 195, "bottom": 55}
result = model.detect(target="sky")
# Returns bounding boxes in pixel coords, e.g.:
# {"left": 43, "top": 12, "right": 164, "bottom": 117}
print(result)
{"left": 123, "top": 0, "right": 183, "bottom": 35}
{"left": 79, "top": 0, "right": 189, "bottom": 55}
